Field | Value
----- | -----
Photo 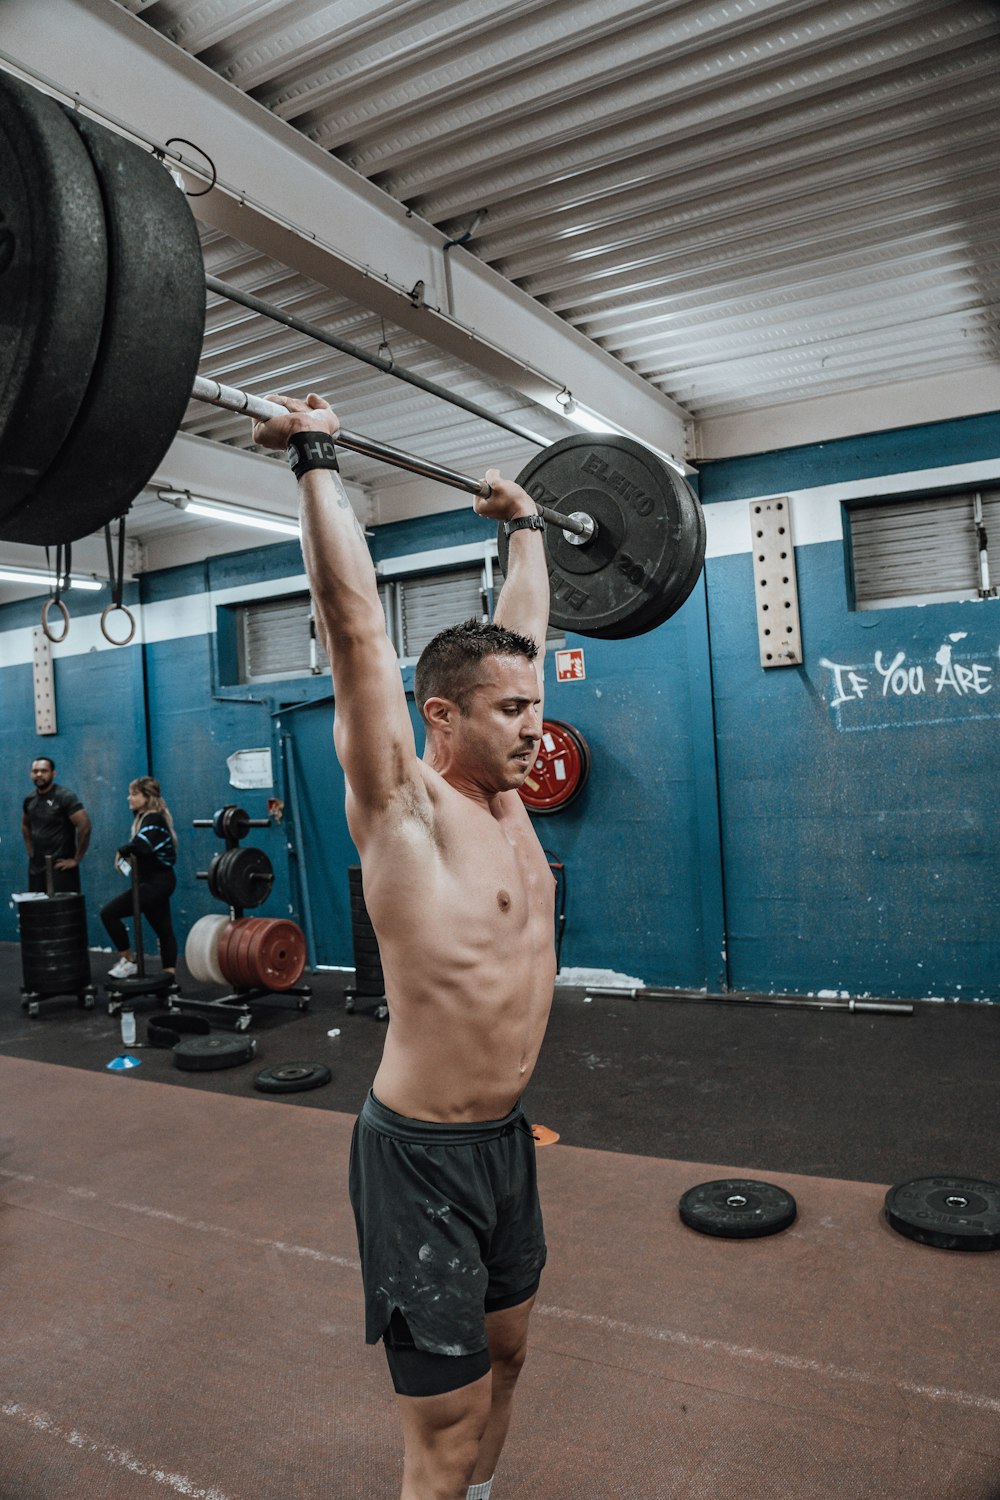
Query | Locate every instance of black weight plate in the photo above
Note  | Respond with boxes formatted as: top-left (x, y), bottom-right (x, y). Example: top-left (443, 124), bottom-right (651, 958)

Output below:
top-left (172, 1034), bottom-right (256, 1071)
top-left (105, 971), bottom-right (176, 999)
top-left (147, 1011), bottom-right (211, 1048)
top-left (502, 435), bottom-right (705, 640)
top-left (2, 109), bottom-right (206, 544)
top-left (222, 806), bottom-right (251, 843)
top-left (884, 1176), bottom-right (1000, 1252)
top-left (592, 480), bottom-right (707, 639)
top-left (253, 1062), bottom-right (332, 1094)
top-left (207, 850), bottom-right (226, 903)
top-left (216, 846), bottom-right (274, 909)
top-left (0, 73), bottom-right (107, 520)
top-left (679, 1179), bottom-right (797, 1240)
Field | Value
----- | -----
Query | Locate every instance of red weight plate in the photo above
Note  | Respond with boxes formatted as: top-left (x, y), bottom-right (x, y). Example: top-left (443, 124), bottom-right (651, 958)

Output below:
top-left (218, 917), bottom-right (253, 986)
top-left (518, 719), bottom-right (590, 814)
top-left (215, 919), bottom-right (239, 985)
top-left (248, 919), bottom-right (307, 992)
top-left (232, 918), bottom-right (261, 988)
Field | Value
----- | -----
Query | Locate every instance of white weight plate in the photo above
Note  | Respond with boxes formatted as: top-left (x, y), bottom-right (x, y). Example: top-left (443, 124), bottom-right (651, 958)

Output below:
top-left (184, 913), bottom-right (230, 985)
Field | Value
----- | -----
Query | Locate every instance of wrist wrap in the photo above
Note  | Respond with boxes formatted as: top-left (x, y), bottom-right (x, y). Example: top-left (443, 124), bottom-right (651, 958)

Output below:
top-left (286, 430), bottom-right (340, 480)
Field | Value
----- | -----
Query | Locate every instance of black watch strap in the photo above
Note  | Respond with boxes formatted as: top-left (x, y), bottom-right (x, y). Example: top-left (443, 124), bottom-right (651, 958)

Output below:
top-left (286, 430), bottom-right (340, 480)
top-left (502, 514), bottom-right (546, 536)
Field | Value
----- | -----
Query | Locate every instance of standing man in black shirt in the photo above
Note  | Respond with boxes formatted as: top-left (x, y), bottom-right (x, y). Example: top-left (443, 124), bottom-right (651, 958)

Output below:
top-left (21, 757), bottom-right (91, 894)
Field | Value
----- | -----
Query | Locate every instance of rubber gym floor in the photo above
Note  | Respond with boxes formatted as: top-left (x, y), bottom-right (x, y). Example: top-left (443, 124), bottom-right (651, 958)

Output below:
top-left (1, 947), bottom-right (998, 1500)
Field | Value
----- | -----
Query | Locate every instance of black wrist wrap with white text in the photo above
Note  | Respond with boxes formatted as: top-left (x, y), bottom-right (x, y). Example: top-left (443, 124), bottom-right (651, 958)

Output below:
top-left (286, 430), bottom-right (340, 480)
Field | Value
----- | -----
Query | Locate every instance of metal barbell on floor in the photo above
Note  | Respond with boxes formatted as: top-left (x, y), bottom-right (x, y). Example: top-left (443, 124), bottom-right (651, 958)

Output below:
top-left (0, 71), bottom-right (706, 641)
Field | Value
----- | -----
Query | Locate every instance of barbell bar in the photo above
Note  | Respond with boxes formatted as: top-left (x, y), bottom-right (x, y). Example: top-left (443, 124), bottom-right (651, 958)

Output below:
top-left (191, 376), bottom-right (595, 541)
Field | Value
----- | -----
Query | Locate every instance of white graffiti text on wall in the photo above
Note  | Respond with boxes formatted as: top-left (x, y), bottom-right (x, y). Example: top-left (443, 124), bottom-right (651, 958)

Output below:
top-left (819, 634), bottom-right (999, 727)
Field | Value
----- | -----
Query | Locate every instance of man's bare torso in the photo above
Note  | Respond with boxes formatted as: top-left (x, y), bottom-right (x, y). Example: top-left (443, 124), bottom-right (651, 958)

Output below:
top-left (349, 763), bottom-right (556, 1123)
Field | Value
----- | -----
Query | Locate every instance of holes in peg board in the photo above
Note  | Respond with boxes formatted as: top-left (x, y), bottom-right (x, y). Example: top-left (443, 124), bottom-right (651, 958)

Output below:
top-left (749, 498), bottom-right (802, 668)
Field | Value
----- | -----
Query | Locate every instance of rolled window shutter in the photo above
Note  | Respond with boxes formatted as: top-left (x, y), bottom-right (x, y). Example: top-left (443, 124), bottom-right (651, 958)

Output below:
top-left (241, 595), bottom-right (312, 679)
top-left (399, 569), bottom-right (485, 658)
top-left (850, 495), bottom-right (982, 607)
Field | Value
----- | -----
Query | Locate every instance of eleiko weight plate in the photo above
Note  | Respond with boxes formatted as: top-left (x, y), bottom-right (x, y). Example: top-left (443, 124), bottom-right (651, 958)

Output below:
top-left (679, 1179), bottom-right (798, 1239)
top-left (884, 1176), bottom-right (1000, 1251)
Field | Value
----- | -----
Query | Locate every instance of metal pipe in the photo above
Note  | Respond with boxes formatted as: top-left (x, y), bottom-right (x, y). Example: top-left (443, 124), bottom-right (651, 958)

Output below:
top-left (190, 375), bottom-right (595, 540)
top-left (280, 733), bottom-right (318, 973)
top-left (585, 985), bottom-right (914, 1016)
top-left (205, 274), bottom-right (547, 448)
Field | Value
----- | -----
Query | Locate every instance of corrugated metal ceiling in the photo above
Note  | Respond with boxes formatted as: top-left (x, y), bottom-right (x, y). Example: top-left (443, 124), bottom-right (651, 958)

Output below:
top-left (122, 0), bottom-right (1000, 441)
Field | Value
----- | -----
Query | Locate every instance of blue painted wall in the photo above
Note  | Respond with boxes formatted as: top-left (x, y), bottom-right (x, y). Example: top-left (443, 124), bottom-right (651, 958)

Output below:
top-left (1, 409), bottom-right (997, 1000)
top-left (699, 410), bottom-right (1000, 1001)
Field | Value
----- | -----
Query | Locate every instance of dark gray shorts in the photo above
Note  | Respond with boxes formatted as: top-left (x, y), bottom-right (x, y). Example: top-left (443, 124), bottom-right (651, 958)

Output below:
top-left (348, 1090), bottom-right (547, 1356)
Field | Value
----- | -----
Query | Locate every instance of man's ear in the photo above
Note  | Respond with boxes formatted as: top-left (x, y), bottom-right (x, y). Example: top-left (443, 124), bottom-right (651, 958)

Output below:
top-left (422, 696), bottom-right (455, 731)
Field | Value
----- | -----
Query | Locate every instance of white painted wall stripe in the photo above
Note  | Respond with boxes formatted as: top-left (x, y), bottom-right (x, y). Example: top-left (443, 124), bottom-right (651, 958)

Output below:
top-left (706, 456), bottom-right (1000, 558)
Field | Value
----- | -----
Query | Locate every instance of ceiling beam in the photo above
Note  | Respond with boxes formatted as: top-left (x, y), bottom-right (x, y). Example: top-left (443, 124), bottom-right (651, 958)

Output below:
top-left (692, 364), bottom-right (1000, 462)
top-left (0, 0), bottom-right (693, 468)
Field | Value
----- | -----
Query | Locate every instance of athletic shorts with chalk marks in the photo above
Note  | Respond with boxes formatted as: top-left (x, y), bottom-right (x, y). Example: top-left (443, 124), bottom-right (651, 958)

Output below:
top-left (348, 1090), bottom-right (547, 1356)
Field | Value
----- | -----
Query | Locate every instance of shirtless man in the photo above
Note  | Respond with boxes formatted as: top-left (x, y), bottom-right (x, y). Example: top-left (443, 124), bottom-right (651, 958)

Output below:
top-left (253, 394), bottom-right (556, 1500)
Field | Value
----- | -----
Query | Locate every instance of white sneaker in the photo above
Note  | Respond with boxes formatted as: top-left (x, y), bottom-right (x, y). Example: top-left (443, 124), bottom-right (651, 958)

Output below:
top-left (108, 958), bottom-right (137, 980)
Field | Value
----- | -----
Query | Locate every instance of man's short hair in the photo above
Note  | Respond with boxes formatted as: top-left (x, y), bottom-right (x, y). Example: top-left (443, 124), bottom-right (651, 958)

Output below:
top-left (414, 618), bottom-right (538, 722)
top-left (31, 756), bottom-right (55, 771)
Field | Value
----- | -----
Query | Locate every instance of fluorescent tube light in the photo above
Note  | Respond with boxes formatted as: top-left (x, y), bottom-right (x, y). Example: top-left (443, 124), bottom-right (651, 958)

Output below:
top-left (185, 500), bottom-right (300, 536)
top-left (160, 490), bottom-right (300, 537)
top-left (0, 568), bottom-right (102, 590)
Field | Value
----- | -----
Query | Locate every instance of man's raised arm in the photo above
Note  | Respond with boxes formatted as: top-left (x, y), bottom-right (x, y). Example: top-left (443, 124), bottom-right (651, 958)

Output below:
top-left (251, 394), bottom-right (415, 808)
top-left (475, 470), bottom-right (551, 670)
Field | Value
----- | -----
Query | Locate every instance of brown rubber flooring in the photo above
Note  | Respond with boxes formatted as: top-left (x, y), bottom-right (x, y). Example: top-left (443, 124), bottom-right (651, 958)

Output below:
top-left (1, 1054), bottom-right (997, 1500)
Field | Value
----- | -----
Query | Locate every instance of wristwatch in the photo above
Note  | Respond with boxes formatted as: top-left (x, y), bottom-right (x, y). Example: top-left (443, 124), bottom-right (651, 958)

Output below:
top-left (502, 515), bottom-right (546, 536)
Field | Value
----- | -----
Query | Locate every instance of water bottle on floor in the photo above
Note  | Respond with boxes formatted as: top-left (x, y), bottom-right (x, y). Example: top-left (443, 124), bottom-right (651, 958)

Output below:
top-left (121, 1007), bottom-right (136, 1048)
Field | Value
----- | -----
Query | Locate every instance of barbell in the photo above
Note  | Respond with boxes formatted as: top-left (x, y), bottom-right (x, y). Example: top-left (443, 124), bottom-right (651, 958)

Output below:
top-left (0, 72), bottom-right (705, 641)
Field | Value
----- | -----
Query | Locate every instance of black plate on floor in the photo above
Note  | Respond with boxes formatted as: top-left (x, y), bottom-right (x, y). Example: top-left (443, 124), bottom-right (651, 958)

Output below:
top-left (679, 1178), bottom-right (797, 1239)
top-left (173, 1035), bottom-right (257, 1071)
top-left (147, 1012), bottom-right (211, 1048)
top-left (253, 1062), bottom-right (332, 1094)
top-left (884, 1176), bottom-right (1000, 1251)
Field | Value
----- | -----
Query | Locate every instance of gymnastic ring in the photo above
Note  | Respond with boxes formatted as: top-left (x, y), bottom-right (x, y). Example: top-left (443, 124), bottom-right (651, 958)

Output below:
top-left (41, 597), bottom-right (70, 643)
top-left (100, 602), bottom-right (137, 646)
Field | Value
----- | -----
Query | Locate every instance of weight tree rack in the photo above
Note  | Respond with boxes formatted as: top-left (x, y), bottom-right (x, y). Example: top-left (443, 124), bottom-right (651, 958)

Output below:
top-left (169, 805), bottom-right (312, 1031)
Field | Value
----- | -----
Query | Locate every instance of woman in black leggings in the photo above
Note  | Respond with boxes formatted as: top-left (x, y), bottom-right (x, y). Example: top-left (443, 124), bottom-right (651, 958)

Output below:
top-left (101, 777), bottom-right (178, 982)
